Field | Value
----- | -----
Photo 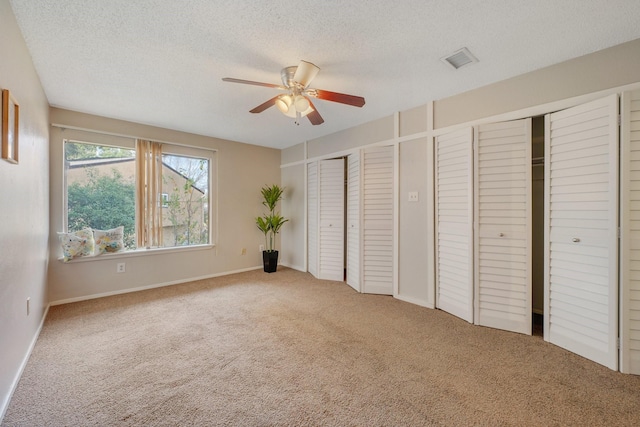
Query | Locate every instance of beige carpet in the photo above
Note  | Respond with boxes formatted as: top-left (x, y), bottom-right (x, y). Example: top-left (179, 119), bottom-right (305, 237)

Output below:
top-left (3, 268), bottom-right (640, 426)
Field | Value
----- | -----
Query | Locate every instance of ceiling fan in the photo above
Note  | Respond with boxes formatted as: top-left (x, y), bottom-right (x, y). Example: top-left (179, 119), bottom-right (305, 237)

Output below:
top-left (222, 60), bottom-right (365, 126)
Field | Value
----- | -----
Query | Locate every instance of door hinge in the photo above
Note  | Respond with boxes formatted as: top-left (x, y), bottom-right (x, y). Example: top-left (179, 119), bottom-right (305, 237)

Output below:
top-left (618, 114), bottom-right (622, 126)
top-left (618, 227), bottom-right (621, 239)
top-left (617, 337), bottom-right (620, 349)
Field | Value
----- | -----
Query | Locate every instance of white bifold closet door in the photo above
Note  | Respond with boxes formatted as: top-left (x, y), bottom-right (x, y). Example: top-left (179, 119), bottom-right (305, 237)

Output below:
top-left (544, 94), bottom-right (619, 370)
top-left (347, 152), bottom-right (361, 291)
top-left (307, 161), bottom-right (319, 278)
top-left (318, 159), bottom-right (345, 281)
top-left (474, 119), bottom-right (532, 335)
top-left (362, 146), bottom-right (394, 295)
top-left (620, 89), bottom-right (640, 374)
top-left (435, 128), bottom-right (474, 323)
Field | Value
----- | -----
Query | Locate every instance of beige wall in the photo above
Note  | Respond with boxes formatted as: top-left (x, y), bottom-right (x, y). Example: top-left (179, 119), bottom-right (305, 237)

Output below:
top-left (399, 105), bottom-right (428, 137)
top-left (281, 142), bottom-right (305, 165)
top-left (0, 0), bottom-right (50, 418)
top-left (307, 115), bottom-right (395, 159)
top-left (49, 108), bottom-right (281, 303)
top-left (398, 137), bottom-right (432, 306)
top-left (280, 163), bottom-right (306, 271)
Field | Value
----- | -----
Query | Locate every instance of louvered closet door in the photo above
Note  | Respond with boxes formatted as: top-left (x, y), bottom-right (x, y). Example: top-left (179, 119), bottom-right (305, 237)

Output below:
top-left (475, 119), bottom-right (532, 335)
top-left (545, 94), bottom-right (619, 370)
top-left (621, 89), bottom-right (640, 374)
top-left (436, 128), bottom-right (474, 323)
top-left (318, 159), bottom-right (345, 281)
top-left (347, 152), bottom-right (361, 291)
top-left (362, 146), bottom-right (394, 295)
top-left (307, 161), bottom-right (319, 278)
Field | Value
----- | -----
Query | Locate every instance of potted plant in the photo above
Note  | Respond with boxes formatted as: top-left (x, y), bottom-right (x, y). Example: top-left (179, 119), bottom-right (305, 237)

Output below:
top-left (256, 184), bottom-right (288, 273)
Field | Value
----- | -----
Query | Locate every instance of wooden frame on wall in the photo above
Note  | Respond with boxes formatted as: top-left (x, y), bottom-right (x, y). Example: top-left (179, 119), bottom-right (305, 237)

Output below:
top-left (2, 89), bottom-right (19, 164)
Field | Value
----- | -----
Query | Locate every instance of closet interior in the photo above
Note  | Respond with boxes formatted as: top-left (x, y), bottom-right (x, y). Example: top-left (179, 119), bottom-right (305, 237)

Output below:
top-left (531, 116), bottom-right (544, 335)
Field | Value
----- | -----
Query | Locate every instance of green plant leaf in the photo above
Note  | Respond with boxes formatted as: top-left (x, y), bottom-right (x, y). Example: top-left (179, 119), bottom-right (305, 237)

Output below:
top-left (256, 216), bottom-right (270, 234)
top-left (268, 213), bottom-right (289, 235)
top-left (260, 184), bottom-right (284, 212)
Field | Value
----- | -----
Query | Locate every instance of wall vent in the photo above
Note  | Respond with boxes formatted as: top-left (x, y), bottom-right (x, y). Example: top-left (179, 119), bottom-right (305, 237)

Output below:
top-left (441, 47), bottom-right (478, 70)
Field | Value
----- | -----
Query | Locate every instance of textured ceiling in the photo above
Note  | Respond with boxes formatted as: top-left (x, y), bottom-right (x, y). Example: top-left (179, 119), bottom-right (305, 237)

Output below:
top-left (9, 0), bottom-right (640, 149)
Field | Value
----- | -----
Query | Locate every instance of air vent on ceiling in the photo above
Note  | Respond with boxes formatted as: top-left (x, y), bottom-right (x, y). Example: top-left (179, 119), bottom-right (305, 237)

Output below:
top-left (441, 47), bottom-right (478, 70)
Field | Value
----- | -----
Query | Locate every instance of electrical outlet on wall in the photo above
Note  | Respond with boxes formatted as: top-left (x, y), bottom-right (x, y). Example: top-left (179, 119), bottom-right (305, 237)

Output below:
top-left (259, 244), bottom-right (265, 252)
top-left (117, 263), bottom-right (126, 273)
top-left (408, 191), bottom-right (419, 202)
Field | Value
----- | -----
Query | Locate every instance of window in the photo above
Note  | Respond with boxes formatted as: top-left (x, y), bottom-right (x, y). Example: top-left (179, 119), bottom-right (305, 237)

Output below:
top-left (64, 139), bottom-right (214, 253)
top-left (161, 152), bottom-right (209, 247)
top-left (65, 141), bottom-right (137, 248)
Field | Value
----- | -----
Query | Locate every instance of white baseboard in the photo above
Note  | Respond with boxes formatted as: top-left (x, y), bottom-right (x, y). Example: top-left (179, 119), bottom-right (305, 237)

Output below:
top-left (278, 262), bottom-right (306, 272)
top-left (394, 293), bottom-right (434, 309)
top-left (1, 304), bottom-right (50, 423)
top-left (49, 266), bottom-right (263, 306)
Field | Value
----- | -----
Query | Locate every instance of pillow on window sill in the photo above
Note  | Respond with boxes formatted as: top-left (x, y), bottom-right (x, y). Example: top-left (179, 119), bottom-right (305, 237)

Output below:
top-left (94, 226), bottom-right (125, 255)
top-left (57, 228), bottom-right (95, 262)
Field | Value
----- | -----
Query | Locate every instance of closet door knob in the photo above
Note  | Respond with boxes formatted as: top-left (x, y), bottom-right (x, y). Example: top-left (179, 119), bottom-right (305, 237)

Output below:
top-left (572, 237), bottom-right (580, 243)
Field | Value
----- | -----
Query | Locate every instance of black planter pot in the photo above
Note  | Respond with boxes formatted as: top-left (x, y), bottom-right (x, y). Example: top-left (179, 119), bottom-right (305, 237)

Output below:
top-left (262, 250), bottom-right (279, 273)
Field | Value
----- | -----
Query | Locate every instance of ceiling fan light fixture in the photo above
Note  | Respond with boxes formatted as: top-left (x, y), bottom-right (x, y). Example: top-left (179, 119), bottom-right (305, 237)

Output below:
top-left (282, 104), bottom-right (314, 119)
top-left (275, 95), bottom-right (292, 113)
top-left (293, 95), bottom-right (310, 112)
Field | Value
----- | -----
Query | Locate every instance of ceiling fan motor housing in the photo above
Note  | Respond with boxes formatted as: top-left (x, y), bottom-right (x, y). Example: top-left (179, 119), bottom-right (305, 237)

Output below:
top-left (281, 66), bottom-right (299, 89)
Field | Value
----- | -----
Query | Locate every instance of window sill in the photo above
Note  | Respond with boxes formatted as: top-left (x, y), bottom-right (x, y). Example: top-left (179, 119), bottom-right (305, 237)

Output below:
top-left (57, 244), bottom-right (215, 263)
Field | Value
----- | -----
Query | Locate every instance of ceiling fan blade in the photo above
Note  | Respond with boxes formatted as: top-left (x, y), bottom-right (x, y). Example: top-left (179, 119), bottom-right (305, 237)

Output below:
top-left (250, 96), bottom-right (280, 113)
top-left (306, 99), bottom-right (324, 125)
top-left (293, 60), bottom-right (320, 88)
top-left (222, 77), bottom-right (286, 90)
top-left (307, 89), bottom-right (365, 107)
